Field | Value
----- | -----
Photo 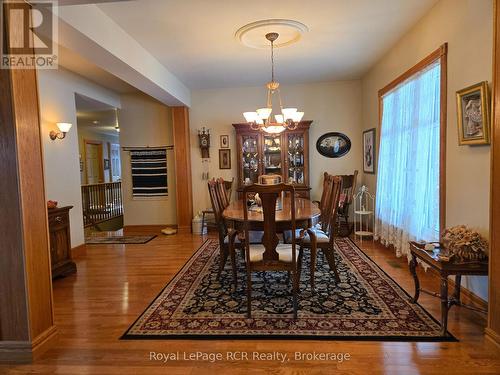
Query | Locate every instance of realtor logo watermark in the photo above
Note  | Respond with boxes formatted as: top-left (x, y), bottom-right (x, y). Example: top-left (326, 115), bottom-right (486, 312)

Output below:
top-left (1, 0), bottom-right (58, 69)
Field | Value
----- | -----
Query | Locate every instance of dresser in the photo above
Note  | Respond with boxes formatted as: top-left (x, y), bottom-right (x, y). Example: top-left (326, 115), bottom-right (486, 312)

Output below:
top-left (48, 206), bottom-right (77, 278)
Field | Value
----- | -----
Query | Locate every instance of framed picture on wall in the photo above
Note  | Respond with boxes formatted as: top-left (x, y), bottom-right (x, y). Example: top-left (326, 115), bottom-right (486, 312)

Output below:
top-left (315, 132), bottom-right (351, 158)
top-left (456, 81), bottom-right (490, 145)
top-left (220, 135), bottom-right (229, 148)
top-left (219, 149), bottom-right (231, 169)
top-left (363, 128), bottom-right (376, 174)
top-left (103, 159), bottom-right (110, 170)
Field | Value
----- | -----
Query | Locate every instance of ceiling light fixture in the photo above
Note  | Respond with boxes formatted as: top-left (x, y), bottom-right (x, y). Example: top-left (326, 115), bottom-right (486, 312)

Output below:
top-left (242, 32), bottom-right (304, 134)
top-left (114, 108), bottom-right (120, 133)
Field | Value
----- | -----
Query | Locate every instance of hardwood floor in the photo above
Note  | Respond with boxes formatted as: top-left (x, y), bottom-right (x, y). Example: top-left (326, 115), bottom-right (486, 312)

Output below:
top-left (2, 229), bottom-right (499, 374)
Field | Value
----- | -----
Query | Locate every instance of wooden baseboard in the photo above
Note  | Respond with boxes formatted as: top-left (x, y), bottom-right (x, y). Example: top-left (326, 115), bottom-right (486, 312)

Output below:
top-left (71, 243), bottom-right (86, 259)
top-left (485, 327), bottom-right (500, 348)
top-left (0, 325), bottom-right (57, 363)
top-left (447, 277), bottom-right (488, 311)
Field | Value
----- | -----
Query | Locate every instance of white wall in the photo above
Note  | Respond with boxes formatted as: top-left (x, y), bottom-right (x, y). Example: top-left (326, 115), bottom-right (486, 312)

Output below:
top-left (38, 68), bottom-right (121, 247)
top-left (118, 93), bottom-right (177, 226)
top-left (361, 0), bottom-right (492, 300)
top-left (189, 81), bottom-right (363, 216)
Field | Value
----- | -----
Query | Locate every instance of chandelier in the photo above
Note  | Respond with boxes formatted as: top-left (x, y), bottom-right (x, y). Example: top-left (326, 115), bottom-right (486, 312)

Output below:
top-left (242, 32), bottom-right (304, 134)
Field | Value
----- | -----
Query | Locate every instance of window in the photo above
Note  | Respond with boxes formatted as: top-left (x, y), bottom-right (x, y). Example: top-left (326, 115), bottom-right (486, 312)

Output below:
top-left (375, 45), bottom-right (447, 257)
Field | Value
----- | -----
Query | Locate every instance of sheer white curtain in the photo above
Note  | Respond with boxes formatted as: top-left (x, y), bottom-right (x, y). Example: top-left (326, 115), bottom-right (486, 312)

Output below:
top-left (375, 61), bottom-right (441, 258)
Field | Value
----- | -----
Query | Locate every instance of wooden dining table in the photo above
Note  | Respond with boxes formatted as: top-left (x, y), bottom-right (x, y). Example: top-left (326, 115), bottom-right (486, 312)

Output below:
top-left (222, 197), bottom-right (321, 231)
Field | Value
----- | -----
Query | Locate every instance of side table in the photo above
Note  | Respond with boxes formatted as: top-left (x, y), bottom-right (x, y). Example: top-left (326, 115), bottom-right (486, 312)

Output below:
top-left (408, 241), bottom-right (488, 336)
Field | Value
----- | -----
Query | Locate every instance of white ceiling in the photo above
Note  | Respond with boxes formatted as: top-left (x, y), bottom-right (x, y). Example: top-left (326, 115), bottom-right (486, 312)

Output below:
top-left (96, 0), bottom-right (439, 89)
top-left (75, 94), bottom-right (120, 137)
top-left (59, 45), bottom-right (138, 94)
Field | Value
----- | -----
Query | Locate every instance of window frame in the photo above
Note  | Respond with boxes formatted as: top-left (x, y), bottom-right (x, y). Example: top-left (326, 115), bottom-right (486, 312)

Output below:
top-left (377, 43), bottom-right (448, 233)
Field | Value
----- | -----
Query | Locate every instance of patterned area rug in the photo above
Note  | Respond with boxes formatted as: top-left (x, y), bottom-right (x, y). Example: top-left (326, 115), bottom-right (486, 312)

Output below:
top-left (85, 235), bottom-right (157, 244)
top-left (122, 238), bottom-right (455, 341)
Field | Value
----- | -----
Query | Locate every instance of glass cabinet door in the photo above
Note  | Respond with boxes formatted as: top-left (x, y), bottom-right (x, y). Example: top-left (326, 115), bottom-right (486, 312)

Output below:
top-left (286, 133), bottom-right (305, 185)
top-left (241, 134), bottom-right (260, 185)
top-left (262, 134), bottom-right (283, 178)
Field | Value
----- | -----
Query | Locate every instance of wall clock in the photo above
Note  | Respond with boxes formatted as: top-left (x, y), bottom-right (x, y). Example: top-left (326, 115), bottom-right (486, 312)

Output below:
top-left (316, 132), bottom-right (351, 158)
top-left (198, 127), bottom-right (210, 158)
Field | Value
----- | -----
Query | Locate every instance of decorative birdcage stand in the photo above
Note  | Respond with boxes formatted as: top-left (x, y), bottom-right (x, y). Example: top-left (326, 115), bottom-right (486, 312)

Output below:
top-left (354, 185), bottom-right (375, 243)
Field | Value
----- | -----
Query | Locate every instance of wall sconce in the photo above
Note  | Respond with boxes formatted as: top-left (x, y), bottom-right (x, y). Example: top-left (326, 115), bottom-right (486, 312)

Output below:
top-left (49, 122), bottom-right (72, 141)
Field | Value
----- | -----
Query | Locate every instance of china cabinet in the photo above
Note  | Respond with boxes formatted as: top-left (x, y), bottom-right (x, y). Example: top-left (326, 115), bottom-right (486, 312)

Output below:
top-left (233, 121), bottom-right (311, 197)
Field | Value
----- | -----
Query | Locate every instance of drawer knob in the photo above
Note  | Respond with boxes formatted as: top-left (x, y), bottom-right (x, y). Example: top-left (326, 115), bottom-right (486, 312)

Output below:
top-left (55, 216), bottom-right (63, 222)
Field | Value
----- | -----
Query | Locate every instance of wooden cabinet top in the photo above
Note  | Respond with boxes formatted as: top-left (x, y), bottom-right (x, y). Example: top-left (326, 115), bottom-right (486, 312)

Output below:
top-left (48, 206), bottom-right (73, 215)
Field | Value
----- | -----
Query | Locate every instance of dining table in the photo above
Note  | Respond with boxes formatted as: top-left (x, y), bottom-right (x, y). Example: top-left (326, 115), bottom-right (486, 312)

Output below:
top-left (222, 196), bottom-right (321, 231)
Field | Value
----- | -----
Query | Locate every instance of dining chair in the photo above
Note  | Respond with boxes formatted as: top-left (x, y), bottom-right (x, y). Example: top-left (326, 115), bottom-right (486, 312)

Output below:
top-left (207, 178), bottom-right (263, 288)
top-left (201, 177), bottom-right (234, 233)
top-left (300, 175), bottom-right (343, 289)
top-left (284, 172), bottom-right (334, 241)
top-left (236, 183), bottom-right (302, 319)
top-left (315, 172), bottom-right (336, 233)
top-left (337, 170), bottom-right (358, 236)
top-left (207, 179), bottom-right (241, 286)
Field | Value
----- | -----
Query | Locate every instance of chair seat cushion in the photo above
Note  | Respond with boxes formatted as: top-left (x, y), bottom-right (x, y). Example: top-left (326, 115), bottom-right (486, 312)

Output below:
top-left (248, 244), bottom-right (299, 263)
top-left (283, 228), bottom-right (329, 244)
top-left (224, 230), bottom-right (263, 244)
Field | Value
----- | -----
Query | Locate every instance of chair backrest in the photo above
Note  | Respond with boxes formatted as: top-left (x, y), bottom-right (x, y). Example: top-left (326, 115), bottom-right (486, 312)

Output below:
top-left (207, 178), bottom-right (227, 239)
top-left (258, 174), bottom-right (283, 185)
top-left (216, 177), bottom-right (230, 209)
top-left (223, 178), bottom-right (234, 203)
top-left (339, 170), bottom-right (358, 208)
top-left (325, 176), bottom-right (343, 241)
top-left (242, 183), bottom-right (296, 263)
top-left (318, 173), bottom-right (336, 233)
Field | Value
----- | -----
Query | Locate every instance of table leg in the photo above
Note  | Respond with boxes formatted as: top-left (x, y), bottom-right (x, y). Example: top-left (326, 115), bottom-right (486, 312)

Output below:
top-left (452, 274), bottom-right (462, 306)
top-left (440, 275), bottom-right (449, 336)
top-left (409, 254), bottom-right (420, 303)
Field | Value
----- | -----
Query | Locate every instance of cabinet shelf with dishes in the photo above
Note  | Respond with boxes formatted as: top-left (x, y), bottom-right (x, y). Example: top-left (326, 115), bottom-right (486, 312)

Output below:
top-left (233, 121), bottom-right (312, 198)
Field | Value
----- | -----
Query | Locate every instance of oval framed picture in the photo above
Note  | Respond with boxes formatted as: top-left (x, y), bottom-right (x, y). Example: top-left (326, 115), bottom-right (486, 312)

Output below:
top-left (316, 132), bottom-right (351, 158)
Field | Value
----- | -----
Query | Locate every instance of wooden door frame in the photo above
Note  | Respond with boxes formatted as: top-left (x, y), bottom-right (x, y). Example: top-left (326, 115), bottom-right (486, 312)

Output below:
top-left (83, 139), bottom-right (104, 184)
top-left (487, 0), bottom-right (500, 348)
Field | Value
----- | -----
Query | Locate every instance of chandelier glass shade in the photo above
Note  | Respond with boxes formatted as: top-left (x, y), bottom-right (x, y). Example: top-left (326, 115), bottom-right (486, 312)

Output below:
top-left (242, 32), bottom-right (304, 133)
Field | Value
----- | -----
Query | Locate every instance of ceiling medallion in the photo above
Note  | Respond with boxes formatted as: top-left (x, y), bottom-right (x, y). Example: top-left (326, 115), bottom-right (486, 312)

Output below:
top-left (235, 19), bottom-right (309, 49)
top-left (241, 31), bottom-right (305, 134)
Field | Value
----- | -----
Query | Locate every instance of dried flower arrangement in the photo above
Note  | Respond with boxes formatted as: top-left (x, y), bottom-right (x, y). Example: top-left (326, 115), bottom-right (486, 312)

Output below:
top-left (441, 225), bottom-right (488, 262)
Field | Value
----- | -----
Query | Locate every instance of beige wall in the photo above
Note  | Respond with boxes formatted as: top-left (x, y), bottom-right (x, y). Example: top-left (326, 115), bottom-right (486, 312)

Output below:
top-left (189, 81), bottom-right (363, 216)
top-left (77, 127), bottom-right (120, 184)
top-left (361, 0), bottom-right (492, 299)
top-left (38, 68), bottom-right (121, 247)
top-left (118, 93), bottom-right (177, 226)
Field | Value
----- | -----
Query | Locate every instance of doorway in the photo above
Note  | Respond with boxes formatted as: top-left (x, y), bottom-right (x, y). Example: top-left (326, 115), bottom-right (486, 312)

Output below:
top-left (75, 94), bottom-right (123, 235)
top-left (84, 140), bottom-right (104, 184)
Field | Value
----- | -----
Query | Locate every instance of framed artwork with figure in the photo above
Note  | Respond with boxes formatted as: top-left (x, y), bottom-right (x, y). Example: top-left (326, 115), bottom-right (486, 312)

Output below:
top-left (220, 135), bottom-right (229, 148)
top-left (363, 128), bottom-right (376, 174)
top-left (219, 149), bottom-right (231, 169)
top-left (456, 81), bottom-right (490, 145)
